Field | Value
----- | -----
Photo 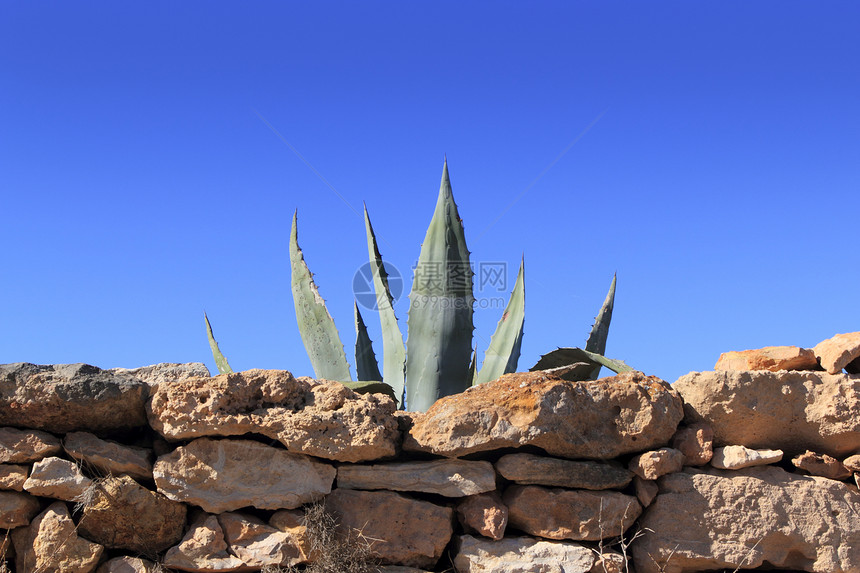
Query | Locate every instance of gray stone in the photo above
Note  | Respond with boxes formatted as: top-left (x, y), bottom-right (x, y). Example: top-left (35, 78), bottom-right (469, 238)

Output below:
top-left (337, 459), bottom-right (496, 497)
top-left (495, 453), bottom-right (633, 490)
top-left (454, 534), bottom-right (597, 573)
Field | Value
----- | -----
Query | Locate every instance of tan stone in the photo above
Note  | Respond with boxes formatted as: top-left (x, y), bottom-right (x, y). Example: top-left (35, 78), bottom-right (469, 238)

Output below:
top-left (0, 464), bottom-right (28, 491)
top-left (147, 369), bottom-right (399, 462)
top-left (632, 466), bottom-right (860, 573)
top-left (405, 371), bottom-right (683, 460)
top-left (154, 438), bottom-right (335, 513)
top-left (634, 477), bottom-right (659, 508)
top-left (64, 431), bottom-right (153, 481)
top-left (843, 454), bottom-right (860, 472)
top-left (12, 502), bottom-right (104, 573)
top-left (715, 346), bottom-right (818, 371)
top-left (77, 474), bottom-right (187, 554)
top-left (454, 534), bottom-right (597, 573)
top-left (814, 332), bottom-right (860, 374)
top-left (380, 568), bottom-right (434, 573)
top-left (0, 363), bottom-right (149, 434)
top-left (0, 427), bottom-right (61, 463)
top-left (218, 511), bottom-right (306, 568)
top-left (792, 450), bottom-right (852, 480)
top-left (711, 445), bottom-right (783, 470)
top-left (504, 485), bottom-right (641, 541)
top-left (456, 492), bottom-right (508, 540)
top-left (337, 459), bottom-right (496, 497)
top-left (0, 490), bottom-right (41, 528)
top-left (109, 362), bottom-right (210, 392)
top-left (590, 552), bottom-right (626, 573)
top-left (269, 509), bottom-right (311, 561)
top-left (674, 370), bottom-right (860, 457)
top-left (495, 453), bottom-right (633, 490)
top-left (325, 488), bottom-right (453, 568)
top-left (23, 456), bottom-right (92, 501)
top-left (96, 557), bottom-right (161, 573)
top-left (671, 422), bottom-right (714, 465)
top-left (629, 448), bottom-right (685, 480)
top-left (163, 513), bottom-right (246, 572)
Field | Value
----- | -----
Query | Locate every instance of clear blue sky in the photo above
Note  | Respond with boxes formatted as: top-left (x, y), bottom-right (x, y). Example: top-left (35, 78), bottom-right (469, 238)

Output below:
top-left (2, 2), bottom-right (858, 385)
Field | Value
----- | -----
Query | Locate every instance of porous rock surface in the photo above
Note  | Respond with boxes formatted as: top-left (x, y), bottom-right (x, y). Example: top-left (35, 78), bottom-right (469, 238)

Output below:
top-left (162, 513), bottom-right (246, 572)
top-left (711, 445), bottom-right (783, 470)
top-left (632, 466), bottom-right (860, 573)
top-left (0, 490), bottom-right (41, 528)
top-left (453, 534), bottom-right (600, 573)
top-left (96, 557), bottom-right (162, 573)
top-left (147, 369), bottom-right (399, 462)
top-left (628, 447), bottom-right (685, 480)
top-left (456, 492), bottom-right (508, 540)
top-left (674, 369), bottom-right (860, 456)
top-left (336, 459), bottom-right (496, 497)
top-left (714, 345), bottom-right (819, 371)
top-left (12, 502), bottom-right (104, 573)
top-left (0, 427), bottom-right (62, 463)
top-left (153, 437), bottom-right (335, 513)
top-left (813, 331), bottom-right (860, 374)
top-left (495, 453), bottom-right (633, 490)
top-left (23, 456), bottom-right (92, 501)
top-left (78, 474), bottom-right (187, 554)
top-left (405, 371), bottom-right (684, 459)
top-left (670, 422), bottom-right (714, 465)
top-left (325, 488), bottom-right (454, 569)
top-left (218, 511), bottom-right (307, 568)
top-left (0, 363), bottom-right (149, 434)
top-left (0, 464), bottom-right (28, 491)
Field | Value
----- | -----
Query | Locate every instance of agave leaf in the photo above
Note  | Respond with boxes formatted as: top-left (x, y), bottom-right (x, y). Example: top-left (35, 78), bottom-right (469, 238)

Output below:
top-left (364, 206), bottom-right (406, 405)
top-left (584, 273), bottom-right (616, 380)
top-left (289, 211), bottom-right (352, 382)
top-left (405, 159), bottom-right (474, 411)
top-left (468, 345), bottom-right (478, 386)
top-left (474, 257), bottom-right (525, 385)
top-left (530, 346), bottom-right (634, 381)
top-left (204, 312), bottom-right (233, 374)
top-left (354, 302), bottom-right (382, 382)
top-left (341, 380), bottom-right (397, 403)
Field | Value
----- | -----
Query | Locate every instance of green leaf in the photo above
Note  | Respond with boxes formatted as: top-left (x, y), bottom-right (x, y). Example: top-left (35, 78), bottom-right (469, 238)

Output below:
top-left (405, 159), bottom-right (474, 411)
top-left (364, 206), bottom-right (406, 405)
top-left (530, 346), bottom-right (634, 381)
top-left (468, 345), bottom-right (478, 386)
top-left (584, 273), bottom-right (616, 380)
top-left (474, 257), bottom-right (525, 385)
top-left (341, 380), bottom-right (397, 403)
top-left (354, 302), bottom-right (382, 383)
top-left (289, 211), bottom-right (352, 381)
top-left (204, 312), bottom-right (233, 374)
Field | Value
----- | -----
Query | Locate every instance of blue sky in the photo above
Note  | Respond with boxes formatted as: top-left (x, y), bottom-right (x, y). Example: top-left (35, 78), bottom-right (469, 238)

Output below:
top-left (2, 2), bottom-right (858, 385)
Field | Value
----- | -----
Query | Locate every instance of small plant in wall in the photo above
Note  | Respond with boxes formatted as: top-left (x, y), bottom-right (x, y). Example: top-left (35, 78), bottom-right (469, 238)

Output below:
top-left (205, 159), bottom-right (631, 411)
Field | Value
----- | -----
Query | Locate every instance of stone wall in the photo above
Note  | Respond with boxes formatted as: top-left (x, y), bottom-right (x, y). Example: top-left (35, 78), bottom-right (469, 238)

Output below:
top-left (1, 332), bottom-right (859, 573)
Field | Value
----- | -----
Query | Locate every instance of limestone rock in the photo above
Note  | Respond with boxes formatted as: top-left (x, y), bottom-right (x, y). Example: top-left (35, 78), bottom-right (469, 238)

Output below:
top-left (219, 511), bottom-right (306, 568)
top-left (380, 568), bottom-right (434, 573)
top-left (0, 363), bottom-right (149, 434)
top-left (632, 466), bottom-right (860, 573)
top-left (78, 474), bottom-right (187, 554)
top-left (64, 431), bottom-right (153, 481)
top-left (711, 445), bottom-right (783, 469)
top-left (495, 453), bottom-right (633, 490)
top-left (23, 456), bottom-right (92, 501)
top-left (0, 427), bottom-right (61, 463)
top-left (814, 332), bottom-right (860, 374)
top-left (154, 438), bottom-right (335, 513)
top-left (147, 369), bottom-right (399, 462)
top-left (454, 534), bottom-right (597, 573)
top-left (843, 454), bottom-right (860, 472)
top-left (163, 513), bottom-right (246, 572)
top-left (715, 346), bottom-right (818, 371)
top-left (96, 557), bottom-right (161, 573)
top-left (629, 448), bottom-right (685, 480)
top-left (456, 492), bottom-right (508, 540)
top-left (109, 362), bottom-right (210, 392)
top-left (634, 477), bottom-right (659, 508)
top-left (674, 369), bottom-right (860, 457)
top-left (0, 464), bottom-right (28, 491)
top-left (792, 450), bottom-right (852, 480)
top-left (12, 502), bottom-right (104, 573)
top-left (337, 459), bottom-right (496, 497)
top-left (670, 422), bottom-right (714, 465)
top-left (269, 509), bottom-right (312, 561)
top-left (504, 485), bottom-right (641, 541)
top-left (325, 488), bottom-right (453, 568)
top-left (0, 490), bottom-right (41, 528)
top-left (405, 371), bottom-right (683, 460)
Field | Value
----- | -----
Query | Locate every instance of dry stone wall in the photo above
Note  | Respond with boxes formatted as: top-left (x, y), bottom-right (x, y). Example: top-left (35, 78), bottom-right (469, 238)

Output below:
top-left (1, 331), bottom-right (859, 573)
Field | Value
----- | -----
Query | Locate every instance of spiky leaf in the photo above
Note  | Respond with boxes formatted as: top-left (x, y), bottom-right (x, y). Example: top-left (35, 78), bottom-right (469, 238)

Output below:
top-left (405, 159), bottom-right (474, 411)
top-left (289, 211), bottom-right (352, 381)
top-left (354, 302), bottom-right (382, 382)
top-left (364, 206), bottom-right (406, 405)
top-left (530, 347), bottom-right (634, 381)
top-left (474, 257), bottom-right (525, 385)
top-left (204, 312), bottom-right (233, 374)
top-left (584, 273), bottom-right (616, 380)
top-left (468, 346), bottom-right (478, 386)
top-left (341, 380), bottom-right (397, 404)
